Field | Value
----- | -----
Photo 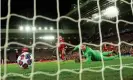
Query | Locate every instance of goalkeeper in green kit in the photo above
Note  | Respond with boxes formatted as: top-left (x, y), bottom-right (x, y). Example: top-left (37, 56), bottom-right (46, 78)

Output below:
top-left (73, 44), bottom-right (118, 63)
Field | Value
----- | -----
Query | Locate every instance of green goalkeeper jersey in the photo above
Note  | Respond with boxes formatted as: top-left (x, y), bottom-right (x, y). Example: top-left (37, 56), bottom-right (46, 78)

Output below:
top-left (73, 45), bottom-right (118, 63)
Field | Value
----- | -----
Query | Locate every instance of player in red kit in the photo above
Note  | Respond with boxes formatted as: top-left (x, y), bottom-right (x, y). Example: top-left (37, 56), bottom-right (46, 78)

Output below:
top-left (103, 44), bottom-right (113, 56)
top-left (103, 44), bottom-right (108, 52)
top-left (22, 48), bottom-right (29, 53)
top-left (109, 43), bottom-right (117, 56)
top-left (58, 36), bottom-right (66, 61)
top-left (20, 48), bottom-right (30, 61)
top-left (109, 43), bottom-right (114, 51)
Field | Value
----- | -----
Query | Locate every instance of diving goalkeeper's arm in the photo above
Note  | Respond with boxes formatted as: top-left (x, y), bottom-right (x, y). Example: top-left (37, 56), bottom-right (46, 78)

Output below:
top-left (72, 45), bottom-right (92, 63)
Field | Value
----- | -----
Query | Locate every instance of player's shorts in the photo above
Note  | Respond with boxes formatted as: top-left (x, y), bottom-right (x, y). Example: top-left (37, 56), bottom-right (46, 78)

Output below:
top-left (58, 45), bottom-right (65, 52)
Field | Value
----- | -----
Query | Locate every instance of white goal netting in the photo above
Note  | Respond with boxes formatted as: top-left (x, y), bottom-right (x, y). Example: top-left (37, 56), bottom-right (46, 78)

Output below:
top-left (0, 0), bottom-right (133, 80)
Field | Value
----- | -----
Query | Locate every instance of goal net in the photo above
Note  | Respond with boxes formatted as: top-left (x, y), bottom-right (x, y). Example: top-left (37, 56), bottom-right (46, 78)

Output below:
top-left (0, 0), bottom-right (133, 80)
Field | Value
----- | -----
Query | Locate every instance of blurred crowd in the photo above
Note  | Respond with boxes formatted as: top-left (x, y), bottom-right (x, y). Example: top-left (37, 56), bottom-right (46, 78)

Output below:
top-left (34, 54), bottom-right (77, 62)
top-left (120, 44), bottom-right (133, 56)
top-left (102, 43), bottom-right (133, 56)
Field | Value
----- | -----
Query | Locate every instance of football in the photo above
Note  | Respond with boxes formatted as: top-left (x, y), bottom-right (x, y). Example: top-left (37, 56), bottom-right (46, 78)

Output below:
top-left (17, 52), bottom-right (33, 69)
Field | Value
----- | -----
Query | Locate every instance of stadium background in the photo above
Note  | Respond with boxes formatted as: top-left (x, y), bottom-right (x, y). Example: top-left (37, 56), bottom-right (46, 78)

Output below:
top-left (1, 0), bottom-right (133, 80)
top-left (1, 0), bottom-right (133, 63)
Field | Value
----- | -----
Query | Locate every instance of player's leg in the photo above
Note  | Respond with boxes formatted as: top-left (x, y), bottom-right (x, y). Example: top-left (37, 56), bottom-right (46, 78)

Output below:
top-left (58, 47), bottom-right (62, 60)
top-left (102, 51), bottom-right (113, 56)
top-left (103, 55), bottom-right (118, 61)
top-left (61, 48), bottom-right (65, 60)
top-left (59, 47), bottom-right (66, 61)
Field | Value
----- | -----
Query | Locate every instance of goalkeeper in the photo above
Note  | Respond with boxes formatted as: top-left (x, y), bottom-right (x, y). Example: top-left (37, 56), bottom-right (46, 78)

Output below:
top-left (73, 44), bottom-right (118, 63)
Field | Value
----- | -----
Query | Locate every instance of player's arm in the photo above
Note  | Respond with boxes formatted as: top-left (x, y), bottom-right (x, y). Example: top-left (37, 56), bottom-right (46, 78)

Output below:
top-left (73, 45), bottom-right (80, 51)
top-left (83, 52), bottom-right (92, 63)
top-left (71, 45), bottom-right (80, 54)
top-left (86, 56), bottom-right (92, 63)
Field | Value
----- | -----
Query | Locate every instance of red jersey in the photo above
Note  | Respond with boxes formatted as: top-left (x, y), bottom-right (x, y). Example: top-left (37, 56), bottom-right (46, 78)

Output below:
top-left (58, 36), bottom-right (65, 52)
top-left (103, 44), bottom-right (108, 52)
top-left (109, 45), bottom-right (114, 51)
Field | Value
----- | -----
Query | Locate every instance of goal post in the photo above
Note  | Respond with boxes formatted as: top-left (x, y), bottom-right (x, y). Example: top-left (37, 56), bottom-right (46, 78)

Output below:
top-left (0, 0), bottom-right (133, 80)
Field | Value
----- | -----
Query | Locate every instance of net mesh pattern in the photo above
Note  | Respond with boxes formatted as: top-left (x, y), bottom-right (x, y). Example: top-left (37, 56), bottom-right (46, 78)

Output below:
top-left (0, 0), bottom-right (133, 80)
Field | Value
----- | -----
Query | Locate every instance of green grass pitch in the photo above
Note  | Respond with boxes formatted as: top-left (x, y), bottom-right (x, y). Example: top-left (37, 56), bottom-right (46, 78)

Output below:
top-left (1, 56), bottom-right (133, 80)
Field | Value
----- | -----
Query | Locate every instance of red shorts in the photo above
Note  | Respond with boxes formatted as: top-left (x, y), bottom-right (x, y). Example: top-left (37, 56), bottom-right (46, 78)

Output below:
top-left (58, 46), bottom-right (64, 52)
top-left (58, 44), bottom-right (65, 52)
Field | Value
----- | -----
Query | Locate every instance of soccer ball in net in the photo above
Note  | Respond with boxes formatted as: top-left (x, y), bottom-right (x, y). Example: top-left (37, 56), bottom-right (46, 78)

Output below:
top-left (17, 52), bottom-right (33, 69)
